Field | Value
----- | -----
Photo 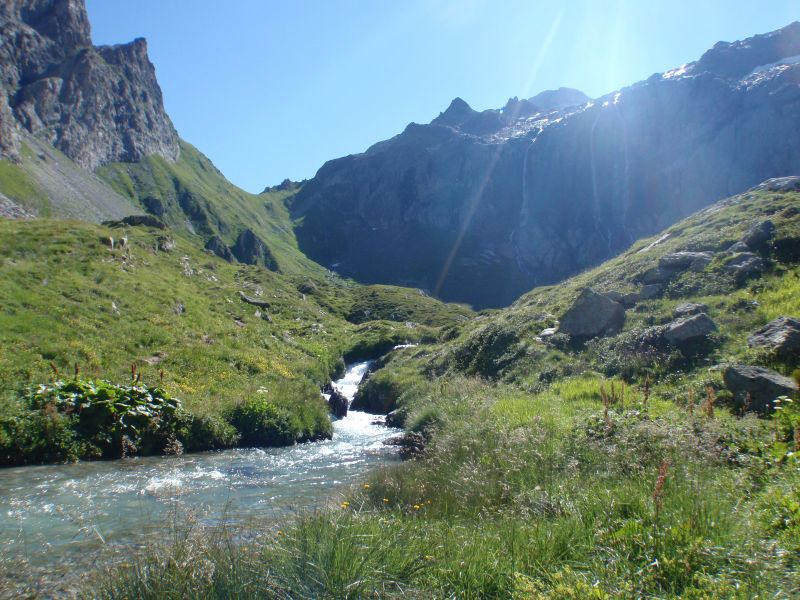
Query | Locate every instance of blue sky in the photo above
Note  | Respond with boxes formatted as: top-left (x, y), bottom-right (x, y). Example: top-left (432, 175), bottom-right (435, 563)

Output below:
top-left (86, 1), bottom-right (799, 193)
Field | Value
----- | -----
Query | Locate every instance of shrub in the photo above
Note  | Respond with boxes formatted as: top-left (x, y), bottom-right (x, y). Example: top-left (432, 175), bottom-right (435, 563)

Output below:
top-left (0, 379), bottom-right (197, 464)
top-left (226, 380), bottom-right (332, 447)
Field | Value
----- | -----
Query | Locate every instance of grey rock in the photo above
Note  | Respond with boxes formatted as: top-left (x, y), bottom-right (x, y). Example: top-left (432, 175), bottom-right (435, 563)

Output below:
top-left (621, 284), bottom-right (662, 307)
top-left (558, 288), bottom-right (625, 339)
top-left (742, 220), bottom-right (775, 249)
top-left (758, 176), bottom-right (800, 192)
top-left (724, 252), bottom-right (764, 283)
top-left (673, 302), bottom-right (709, 318)
top-left (204, 236), bottom-right (234, 262)
top-left (232, 229), bottom-right (279, 271)
top-left (747, 316), bottom-right (800, 358)
top-left (239, 291), bottom-right (270, 309)
top-left (662, 313), bottom-right (717, 345)
top-left (0, 1), bottom-right (179, 169)
top-left (385, 408), bottom-right (406, 428)
top-left (0, 191), bottom-right (35, 219)
top-left (659, 251), bottom-right (714, 271)
top-left (641, 266), bottom-right (679, 285)
top-left (327, 388), bottom-right (349, 419)
top-left (726, 241), bottom-right (750, 253)
top-left (104, 214), bottom-right (166, 229)
top-left (157, 235), bottom-right (176, 252)
top-left (722, 364), bottom-right (798, 413)
top-left (385, 432), bottom-right (426, 460)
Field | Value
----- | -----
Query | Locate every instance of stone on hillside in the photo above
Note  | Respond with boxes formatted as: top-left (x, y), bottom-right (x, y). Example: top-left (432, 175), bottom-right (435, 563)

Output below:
top-left (722, 364), bottom-right (798, 413)
top-left (662, 313), bottom-right (717, 345)
top-left (724, 252), bottom-right (764, 283)
top-left (104, 214), bottom-right (166, 229)
top-left (742, 220), bottom-right (776, 249)
top-left (232, 229), bottom-right (279, 271)
top-left (621, 284), bottom-right (662, 307)
top-left (328, 388), bottom-right (349, 419)
top-left (748, 316), bottom-right (800, 358)
top-left (642, 266), bottom-right (678, 284)
top-left (157, 235), bottom-right (176, 252)
top-left (673, 302), bottom-right (709, 318)
top-left (239, 291), bottom-right (270, 309)
top-left (558, 288), bottom-right (625, 339)
top-left (759, 176), bottom-right (800, 192)
top-left (726, 241), bottom-right (750, 253)
top-left (204, 235), bottom-right (234, 262)
top-left (385, 408), bottom-right (406, 428)
top-left (659, 251), bottom-right (714, 272)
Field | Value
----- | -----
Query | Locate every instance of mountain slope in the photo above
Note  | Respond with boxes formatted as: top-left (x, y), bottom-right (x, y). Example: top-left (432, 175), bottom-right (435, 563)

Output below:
top-left (292, 22), bottom-right (800, 309)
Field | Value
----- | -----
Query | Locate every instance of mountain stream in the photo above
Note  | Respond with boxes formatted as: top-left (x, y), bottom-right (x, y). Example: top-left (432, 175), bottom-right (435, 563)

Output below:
top-left (0, 361), bottom-right (397, 593)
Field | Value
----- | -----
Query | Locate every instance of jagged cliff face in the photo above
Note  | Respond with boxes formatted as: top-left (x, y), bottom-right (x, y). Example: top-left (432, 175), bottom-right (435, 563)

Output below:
top-left (0, 0), bottom-right (179, 169)
top-left (292, 23), bottom-right (800, 309)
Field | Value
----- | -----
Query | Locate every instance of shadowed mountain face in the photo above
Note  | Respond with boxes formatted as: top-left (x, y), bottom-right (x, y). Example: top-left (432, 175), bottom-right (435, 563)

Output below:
top-left (0, 0), bottom-right (179, 169)
top-left (291, 23), bottom-right (800, 309)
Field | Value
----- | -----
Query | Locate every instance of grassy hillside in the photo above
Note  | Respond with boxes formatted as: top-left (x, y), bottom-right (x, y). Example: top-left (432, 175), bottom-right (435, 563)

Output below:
top-left (97, 141), bottom-right (323, 275)
top-left (0, 218), bottom-right (471, 463)
top-left (96, 184), bottom-right (800, 598)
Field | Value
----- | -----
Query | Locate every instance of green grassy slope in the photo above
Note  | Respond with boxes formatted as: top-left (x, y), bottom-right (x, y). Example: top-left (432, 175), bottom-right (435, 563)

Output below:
top-left (97, 141), bottom-right (323, 275)
top-left (0, 217), bottom-right (471, 464)
top-left (97, 184), bottom-right (800, 598)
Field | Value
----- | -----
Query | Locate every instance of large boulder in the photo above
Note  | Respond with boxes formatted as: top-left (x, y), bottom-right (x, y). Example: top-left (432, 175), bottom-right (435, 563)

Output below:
top-left (723, 252), bottom-right (764, 284)
top-left (658, 251), bottom-right (714, 272)
top-left (722, 364), bottom-right (798, 413)
top-left (673, 302), bottom-right (709, 318)
top-left (558, 288), bottom-right (625, 339)
top-left (748, 316), bottom-right (800, 359)
top-left (662, 313), bottom-right (717, 345)
top-left (742, 220), bottom-right (776, 250)
top-left (327, 388), bottom-right (349, 419)
top-left (232, 229), bottom-right (279, 271)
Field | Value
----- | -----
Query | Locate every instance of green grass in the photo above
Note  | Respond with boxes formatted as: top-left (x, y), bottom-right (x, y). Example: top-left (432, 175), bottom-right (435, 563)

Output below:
top-left (0, 218), bottom-right (469, 464)
top-left (0, 157), bottom-right (49, 215)
top-left (97, 141), bottom-right (323, 276)
top-left (94, 372), bottom-right (799, 598)
top-left (88, 185), bottom-right (800, 598)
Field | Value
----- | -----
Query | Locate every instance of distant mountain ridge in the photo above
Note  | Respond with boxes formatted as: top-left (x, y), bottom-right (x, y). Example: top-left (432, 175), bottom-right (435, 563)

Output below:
top-left (291, 22), bottom-right (800, 308)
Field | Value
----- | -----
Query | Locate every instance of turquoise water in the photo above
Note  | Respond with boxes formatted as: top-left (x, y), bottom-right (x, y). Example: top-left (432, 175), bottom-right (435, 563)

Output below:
top-left (0, 362), bottom-right (398, 595)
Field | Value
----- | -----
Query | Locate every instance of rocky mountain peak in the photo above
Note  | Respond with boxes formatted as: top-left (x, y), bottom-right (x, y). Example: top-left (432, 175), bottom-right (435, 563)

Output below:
top-left (676, 21), bottom-right (800, 80)
top-left (527, 87), bottom-right (589, 111)
top-left (431, 97), bottom-right (475, 127)
top-left (9, 0), bottom-right (92, 50)
top-left (0, 0), bottom-right (179, 169)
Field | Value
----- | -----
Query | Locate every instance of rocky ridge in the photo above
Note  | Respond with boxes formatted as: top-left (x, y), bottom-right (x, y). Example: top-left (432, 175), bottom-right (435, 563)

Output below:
top-left (0, 0), bottom-right (179, 169)
top-left (292, 22), bottom-right (800, 309)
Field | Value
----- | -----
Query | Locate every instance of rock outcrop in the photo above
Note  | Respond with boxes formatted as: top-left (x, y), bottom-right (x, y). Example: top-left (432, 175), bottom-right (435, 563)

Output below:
top-left (748, 316), bottom-right (800, 358)
top-left (291, 23), bottom-right (800, 308)
top-left (661, 313), bottom-right (717, 345)
top-left (205, 236), bottom-right (234, 262)
top-left (232, 229), bottom-right (279, 271)
top-left (0, 0), bottom-right (179, 169)
top-left (558, 288), bottom-right (625, 339)
top-left (722, 364), bottom-right (798, 413)
top-left (327, 388), bottom-right (349, 419)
